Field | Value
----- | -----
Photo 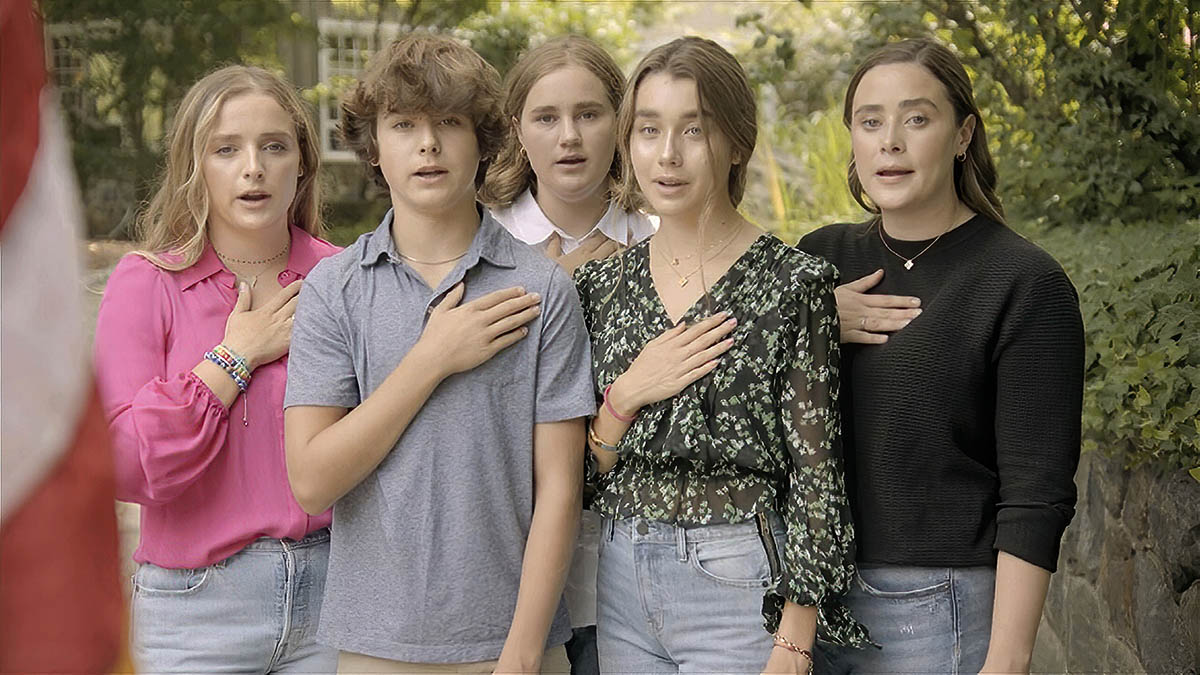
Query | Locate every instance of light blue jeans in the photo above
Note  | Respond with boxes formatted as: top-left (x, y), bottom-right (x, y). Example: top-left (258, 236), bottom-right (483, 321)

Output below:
top-left (596, 515), bottom-right (785, 674)
top-left (132, 528), bottom-right (336, 673)
top-left (814, 565), bottom-right (996, 675)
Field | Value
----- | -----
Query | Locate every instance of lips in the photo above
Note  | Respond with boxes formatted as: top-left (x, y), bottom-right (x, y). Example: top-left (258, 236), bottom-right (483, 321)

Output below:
top-left (655, 176), bottom-right (688, 187)
top-left (876, 168), bottom-right (913, 177)
top-left (414, 166), bottom-right (447, 177)
top-left (556, 155), bottom-right (586, 166)
top-left (238, 191), bottom-right (270, 202)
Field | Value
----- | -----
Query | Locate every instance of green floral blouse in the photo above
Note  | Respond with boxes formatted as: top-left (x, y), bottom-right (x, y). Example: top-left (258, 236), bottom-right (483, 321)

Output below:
top-left (574, 234), bottom-right (870, 647)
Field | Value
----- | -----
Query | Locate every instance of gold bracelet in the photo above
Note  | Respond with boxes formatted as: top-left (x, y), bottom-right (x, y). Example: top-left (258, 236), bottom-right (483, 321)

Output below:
top-left (771, 633), bottom-right (813, 674)
top-left (587, 422), bottom-right (619, 453)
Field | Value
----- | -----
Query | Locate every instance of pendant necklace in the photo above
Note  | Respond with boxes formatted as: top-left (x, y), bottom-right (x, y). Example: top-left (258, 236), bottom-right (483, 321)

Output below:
top-left (214, 240), bottom-right (290, 288)
top-left (878, 219), bottom-right (954, 270)
top-left (654, 223), bottom-right (744, 287)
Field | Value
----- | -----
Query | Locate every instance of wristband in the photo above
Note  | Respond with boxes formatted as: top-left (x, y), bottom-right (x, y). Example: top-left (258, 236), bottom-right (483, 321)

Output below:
top-left (587, 422), bottom-right (619, 453)
top-left (603, 383), bottom-right (636, 423)
top-left (771, 632), bottom-right (813, 674)
top-left (205, 343), bottom-right (252, 392)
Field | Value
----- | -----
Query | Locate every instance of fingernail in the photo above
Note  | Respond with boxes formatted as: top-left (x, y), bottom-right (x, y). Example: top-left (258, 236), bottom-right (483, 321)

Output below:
top-left (517, 287), bottom-right (525, 294)
top-left (530, 292), bottom-right (541, 301)
top-left (720, 311), bottom-right (731, 318)
top-left (911, 298), bottom-right (920, 306)
top-left (724, 338), bottom-right (734, 345)
top-left (914, 308), bottom-right (923, 315)
top-left (726, 318), bottom-right (737, 325)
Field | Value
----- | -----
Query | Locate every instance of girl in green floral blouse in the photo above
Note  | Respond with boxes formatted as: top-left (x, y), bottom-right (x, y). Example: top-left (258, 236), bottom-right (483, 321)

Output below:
top-left (575, 37), bottom-right (869, 674)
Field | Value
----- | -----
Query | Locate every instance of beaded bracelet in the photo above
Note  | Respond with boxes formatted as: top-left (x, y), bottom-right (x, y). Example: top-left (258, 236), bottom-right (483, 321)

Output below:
top-left (205, 343), bottom-right (251, 392)
top-left (602, 383), bottom-right (636, 423)
top-left (771, 632), bottom-right (813, 674)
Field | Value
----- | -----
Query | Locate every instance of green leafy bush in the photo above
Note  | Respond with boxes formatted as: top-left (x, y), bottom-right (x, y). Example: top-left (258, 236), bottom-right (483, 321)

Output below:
top-left (1033, 221), bottom-right (1200, 472)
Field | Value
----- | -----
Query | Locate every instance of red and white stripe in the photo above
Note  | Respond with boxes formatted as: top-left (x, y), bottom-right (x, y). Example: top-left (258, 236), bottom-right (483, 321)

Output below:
top-left (1, 1), bottom-right (124, 670)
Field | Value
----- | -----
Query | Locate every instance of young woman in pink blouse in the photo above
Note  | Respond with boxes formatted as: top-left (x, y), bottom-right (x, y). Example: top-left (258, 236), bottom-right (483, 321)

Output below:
top-left (93, 66), bottom-right (340, 672)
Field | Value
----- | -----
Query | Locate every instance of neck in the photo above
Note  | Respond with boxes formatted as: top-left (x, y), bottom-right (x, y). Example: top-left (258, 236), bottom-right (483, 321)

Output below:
top-left (207, 221), bottom-right (290, 262)
top-left (533, 183), bottom-right (609, 240)
top-left (657, 200), bottom-right (743, 256)
top-left (390, 197), bottom-right (481, 260)
top-left (880, 197), bottom-right (973, 241)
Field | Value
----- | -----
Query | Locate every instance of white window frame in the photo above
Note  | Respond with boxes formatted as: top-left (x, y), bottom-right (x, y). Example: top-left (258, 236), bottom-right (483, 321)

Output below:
top-left (317, 17), bottom-right (400, 162)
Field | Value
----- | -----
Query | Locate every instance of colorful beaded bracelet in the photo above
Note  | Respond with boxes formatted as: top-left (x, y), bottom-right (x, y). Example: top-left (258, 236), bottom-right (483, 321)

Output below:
top-left (205, 343), bottom-right (251, 392)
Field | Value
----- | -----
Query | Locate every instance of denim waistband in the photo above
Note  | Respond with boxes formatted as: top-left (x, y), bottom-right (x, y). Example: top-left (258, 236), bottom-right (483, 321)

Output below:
top-left (605, 513), bottom-right (784, 544)
top-left (240, 527), bottom-right (330, 552)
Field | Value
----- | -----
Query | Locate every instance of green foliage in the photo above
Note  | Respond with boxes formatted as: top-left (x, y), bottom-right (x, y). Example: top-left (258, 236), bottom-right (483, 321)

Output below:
top-left (41, 0), bottom-right (309, 236)
top-left (454, 1), bottom-right (651, 75)
top-left (739, 0), bottom-right (1200, 230)
top-left (1034, 221), bottom-right (1200, 472)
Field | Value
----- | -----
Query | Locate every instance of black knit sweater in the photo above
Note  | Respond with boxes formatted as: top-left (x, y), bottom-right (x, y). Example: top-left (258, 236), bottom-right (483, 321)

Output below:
top-left (798, 215), bottom-right (1083, 572)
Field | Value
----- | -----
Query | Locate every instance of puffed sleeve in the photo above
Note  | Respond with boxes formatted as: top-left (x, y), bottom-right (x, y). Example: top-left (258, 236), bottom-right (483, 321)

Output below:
top-left (93, 255), bottom-right (231, 506)
top-left (767, 263), bottom-right (872, 648)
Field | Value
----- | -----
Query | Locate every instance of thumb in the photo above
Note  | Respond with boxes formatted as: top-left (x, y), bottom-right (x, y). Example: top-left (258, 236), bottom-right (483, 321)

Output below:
top-left (842, 268), bottom-right (884, 292)
top-left (543, 233), bottom-right (563, 259)
top-left (433, 282), bottom-right (465, 314)
top-left (233, 281), bottom-right (252, 313)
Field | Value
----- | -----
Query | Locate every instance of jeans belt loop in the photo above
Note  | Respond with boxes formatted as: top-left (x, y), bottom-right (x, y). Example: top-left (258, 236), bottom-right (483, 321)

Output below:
top-left (675, 524), bottom-right (687, 563)
top-left (604, 516), bottom-right (615, 541)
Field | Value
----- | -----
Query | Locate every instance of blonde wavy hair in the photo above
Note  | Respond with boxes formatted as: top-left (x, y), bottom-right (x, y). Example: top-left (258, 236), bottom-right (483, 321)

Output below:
top-left (479, 36), bottom-right (626, 208)
top-left (135, 65), bottom-right (324, 270)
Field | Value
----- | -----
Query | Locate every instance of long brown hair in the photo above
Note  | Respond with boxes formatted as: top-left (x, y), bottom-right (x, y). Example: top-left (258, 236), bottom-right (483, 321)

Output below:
top-left (843, 38), bottom-right (1005, 224)
top-left (480, 36), bottom-right (626, 208)
top-left (614, 36), bottom-right (757, 213)
top-left (135, 65), bottom-right (323, 270)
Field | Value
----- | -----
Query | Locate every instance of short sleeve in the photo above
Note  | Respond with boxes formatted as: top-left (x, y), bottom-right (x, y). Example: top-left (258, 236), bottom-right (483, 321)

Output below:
top-left (284, 259), bottom-right (360, 409)
top-left (533, 264), bottom-right (596, 423)
top-left (767, 263), bottom-right (872, 647)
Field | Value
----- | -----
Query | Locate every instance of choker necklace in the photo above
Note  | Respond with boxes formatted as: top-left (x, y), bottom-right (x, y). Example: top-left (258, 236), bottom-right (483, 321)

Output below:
top-left (213, 241), bottom-right (290, 266)
top-left (213, 240), bottom-right (290, 289)
top-left (654, 222), bottom-right (744, 287)
top-left (397, 250), bottom-right (469, 266)
top-left (878, 220), bottom-right (955, 270)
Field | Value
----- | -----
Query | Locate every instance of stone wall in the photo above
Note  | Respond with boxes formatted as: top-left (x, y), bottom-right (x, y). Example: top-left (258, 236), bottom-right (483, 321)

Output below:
top-left (1033, 451), bottom-right (1200, 673)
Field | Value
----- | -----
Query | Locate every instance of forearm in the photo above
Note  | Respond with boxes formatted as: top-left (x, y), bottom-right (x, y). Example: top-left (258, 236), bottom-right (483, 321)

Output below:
top-left (981, 551), bottom-right (1051, 674)
top-left (775, 600), bottom-right (817, 648)
top-left (286, 344), bottom-right (446, 514)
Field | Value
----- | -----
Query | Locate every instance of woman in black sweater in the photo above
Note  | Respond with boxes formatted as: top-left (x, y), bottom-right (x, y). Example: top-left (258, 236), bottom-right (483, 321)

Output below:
top-left (798, 38), bottom-right (1083, 674)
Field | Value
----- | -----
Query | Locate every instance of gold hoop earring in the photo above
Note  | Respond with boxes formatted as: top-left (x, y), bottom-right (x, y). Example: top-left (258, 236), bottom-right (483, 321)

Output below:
top-left (956, 151), bottom-right (967, 162)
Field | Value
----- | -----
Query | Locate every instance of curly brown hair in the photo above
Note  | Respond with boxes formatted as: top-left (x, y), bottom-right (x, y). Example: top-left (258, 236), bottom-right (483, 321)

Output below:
top-left (339, 32), bottom-right (505, 190)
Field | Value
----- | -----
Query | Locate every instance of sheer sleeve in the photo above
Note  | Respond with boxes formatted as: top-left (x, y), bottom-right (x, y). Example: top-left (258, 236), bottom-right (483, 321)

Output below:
top-left (93, 256), bottom-right (230, 506)
top-left (766, 264), bottom-right (872, 648)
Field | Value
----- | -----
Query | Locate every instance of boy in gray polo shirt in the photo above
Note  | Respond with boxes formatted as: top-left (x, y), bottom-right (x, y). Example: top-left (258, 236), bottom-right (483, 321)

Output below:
top-left (283, 33), bottom-right (595, 672)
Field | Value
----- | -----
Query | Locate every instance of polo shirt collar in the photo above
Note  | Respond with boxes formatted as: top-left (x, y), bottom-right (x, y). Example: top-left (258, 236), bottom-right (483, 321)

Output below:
top-left (360, 205), bottom-right (517, 270)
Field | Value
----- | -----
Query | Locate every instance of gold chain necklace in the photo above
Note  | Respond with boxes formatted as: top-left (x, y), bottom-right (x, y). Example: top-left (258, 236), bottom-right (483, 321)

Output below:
top-left (877, 220), bottom-right (954, 270)
top-left (654, 223), bottom-right (743, 287)
top-left (397, 250), bottom-right (469, 265)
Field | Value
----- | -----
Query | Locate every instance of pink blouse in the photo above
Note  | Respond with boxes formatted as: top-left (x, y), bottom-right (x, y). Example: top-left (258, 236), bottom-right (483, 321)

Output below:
top-left (94, 226), bottom-right (338, 568)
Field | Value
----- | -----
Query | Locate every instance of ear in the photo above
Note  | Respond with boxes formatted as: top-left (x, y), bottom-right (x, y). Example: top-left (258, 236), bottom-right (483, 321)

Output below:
top-left (731, 153), bottom-right (742, 166)
top-left (957, 114), bottom-right (977, 156)
top-left (512, 115), bottom-right (524, 146)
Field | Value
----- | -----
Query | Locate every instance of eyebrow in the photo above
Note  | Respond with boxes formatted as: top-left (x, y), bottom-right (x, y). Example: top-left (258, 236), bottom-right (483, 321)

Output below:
top-left (853, 98), bottom-right (940, 116)
top-left (633, 109), bottom-right (703, 120)
top-left (209, 131), bottom-right (293, 143)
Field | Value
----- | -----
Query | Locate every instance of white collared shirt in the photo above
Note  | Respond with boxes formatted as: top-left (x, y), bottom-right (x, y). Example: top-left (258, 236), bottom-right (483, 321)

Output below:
top-left (492, 189), bottom-right (657, 254)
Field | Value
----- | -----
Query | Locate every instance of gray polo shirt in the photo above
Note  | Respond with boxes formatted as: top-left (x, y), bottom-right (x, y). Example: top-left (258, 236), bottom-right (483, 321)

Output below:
top-left (285, 208), bottom-right (595, 663)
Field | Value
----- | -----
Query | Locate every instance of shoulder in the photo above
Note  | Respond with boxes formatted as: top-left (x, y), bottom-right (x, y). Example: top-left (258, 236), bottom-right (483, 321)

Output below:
top-left (302, 230), bottom-right (375, 295)
top-left (795, 220), bottom-right (871, 259)
top-left (299, 230), bottom-right (343, 259)
top-left (758, 235), bottom-right (839, 291)
top-left (977, 218), bottom-right (1069, 280)
top-left (105, 252), bottom-right (175, 296)
top-left (575, 239), bottom-right (643, 295)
